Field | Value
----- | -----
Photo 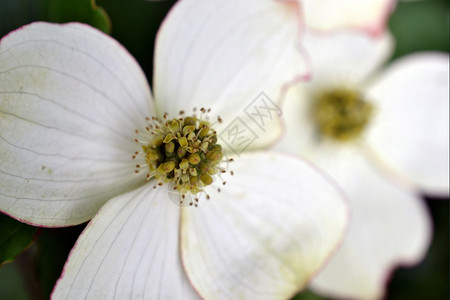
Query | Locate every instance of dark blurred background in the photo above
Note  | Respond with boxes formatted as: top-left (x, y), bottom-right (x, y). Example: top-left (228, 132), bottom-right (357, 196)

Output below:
top-left (0, 0), bottom-right (448, 299)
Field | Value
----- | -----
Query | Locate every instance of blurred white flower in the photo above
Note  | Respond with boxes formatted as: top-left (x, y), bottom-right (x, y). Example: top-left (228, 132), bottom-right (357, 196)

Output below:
top-left (296, 0), bottom-right (396, 34)
top-left (276, 30), bottom-right (448, 300)
top-left (0, 1), bottom-right (349, 299)
top-left (297, 0), bottom-right (424, 35)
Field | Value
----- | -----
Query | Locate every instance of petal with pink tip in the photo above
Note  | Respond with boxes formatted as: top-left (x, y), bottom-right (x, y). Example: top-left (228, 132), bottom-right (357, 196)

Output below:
top-left (0, 22), bottom-right (154, 226)
top-left (300, 0), bottom-right (395, 35)
top-left (306, 147), bottom-right (431, 300)
top-left (181, 152), bottom-right (348, 300)
top-left (154, 0), bottom-right (309, 148)
top-left (365, 53), bottom-right (449, 196)
top-left (302, 30), bottom-right (393, 90)
top-left (52, 184), bottom-right (200, 299)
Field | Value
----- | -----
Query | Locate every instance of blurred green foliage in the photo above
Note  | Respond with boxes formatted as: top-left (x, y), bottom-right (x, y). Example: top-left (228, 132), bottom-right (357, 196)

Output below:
top-left (0, 214), bottom-right (37, 266)
top-left (0, 262), bottom-right (29, 300)
top-left (95, 0), bottom-right (174, 78)
top-left (389, 0), bottom-right (449, 60)
top-left (39, 0), bottom-right (110, 33)
top-left (34, 226), bottom-right (85, 299)
top-left (0, 0), bottom-right (110, 37)
top-left (0, 0), bottom-right (448, 299)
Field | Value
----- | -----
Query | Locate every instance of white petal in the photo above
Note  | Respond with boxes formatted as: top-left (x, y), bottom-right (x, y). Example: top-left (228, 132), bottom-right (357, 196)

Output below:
top-left (52, 184), bottom-right (200, 300)
top-left (303, 30), bottom-right (394, 90)
top-left (180, 152), bottom-right (348, 300)
top-left (217, 92), bottom-right (284, 155)
top-left (300, 0), bottom-right (395, 34)
top-left (276, 84), bottom-right (317, 154)
top-left (275, 32), bottom-right (393, 155)
top-left (0, 22), bottom-right (154, 226)
top-left (154, 0), bottom-right (308, 140)
top-left (306, 148), bottom-right (431, 300)
top-left (365, 53), bottom-right (449, 196)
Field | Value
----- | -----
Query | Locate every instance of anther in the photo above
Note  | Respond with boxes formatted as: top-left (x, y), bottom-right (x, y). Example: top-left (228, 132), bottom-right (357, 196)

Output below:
top-left (136, 110), bottom-right (225, 205)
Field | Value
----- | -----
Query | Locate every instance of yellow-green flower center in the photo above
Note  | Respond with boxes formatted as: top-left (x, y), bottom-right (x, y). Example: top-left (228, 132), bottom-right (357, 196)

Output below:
top-left (134, 109), bottom-right (227, 206)
top-left (312, 88), bottom-right (373, 142)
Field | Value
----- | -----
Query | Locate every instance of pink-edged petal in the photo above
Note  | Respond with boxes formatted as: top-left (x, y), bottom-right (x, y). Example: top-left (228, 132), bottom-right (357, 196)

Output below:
top-left (300, 0), bottom-right (395, 35)
top-left (306, 148), bottom-right (431, 300)
top-left (180, 152), bottom-right (348, 299)
top-left (0, 22), bottom-right (154, 226)
top-left (52, 184), bottom-right (199, 300)
top-left (303, 30), bottom-right (393, 90)
top-left (154, 0), bottom-right (308, 123)
top-left (276, 31), bottom-right (393, 155)
top-left (365, 53), bottom-right (449, 196)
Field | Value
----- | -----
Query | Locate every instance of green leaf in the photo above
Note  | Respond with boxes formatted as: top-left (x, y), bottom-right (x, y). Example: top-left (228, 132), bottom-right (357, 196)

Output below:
top-left (0, 214), bottom-right (37, 266)
top-left (38, 0), bottom-right (111, 34)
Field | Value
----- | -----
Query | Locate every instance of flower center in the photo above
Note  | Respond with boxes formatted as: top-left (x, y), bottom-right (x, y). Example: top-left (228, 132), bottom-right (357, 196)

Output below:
top-left (311, 88), bottom-right (373, 142)
top-left (133, 109), bottom-right (229, 206)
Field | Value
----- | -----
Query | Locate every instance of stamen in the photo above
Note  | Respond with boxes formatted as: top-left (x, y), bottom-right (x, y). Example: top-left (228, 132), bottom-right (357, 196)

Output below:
top-left (132, 108), bottom-right (227, 206)
top-left (312, 87), bottom-right (373, 142)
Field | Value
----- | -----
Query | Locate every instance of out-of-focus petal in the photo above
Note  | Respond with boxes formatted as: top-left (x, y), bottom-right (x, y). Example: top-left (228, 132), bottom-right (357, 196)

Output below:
top-left (302, 30), bottom-right (393, 90)
top-left (52, 184), bottom-right (200, 300)
top-left (0, 22), bottom-right (154, 226)
top-left (154, 0), bottom-right (309, 148)
top-left (365, 53), bottom-right (449, 196)
top-left (307, 148), bottom-right (431, 300)
top-left (276, 84), bottom-right (317, 154)
top-left (300, 0), bottom-right (395, 35)
top-left (180, 152), bottom-right (348, 300)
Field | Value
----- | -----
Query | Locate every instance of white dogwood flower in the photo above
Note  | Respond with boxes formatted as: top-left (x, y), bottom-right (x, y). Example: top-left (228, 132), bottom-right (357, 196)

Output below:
top-left (0, 1), bottom-right (349, 299)
top-left (276, 29), bottom-right (448, 300)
